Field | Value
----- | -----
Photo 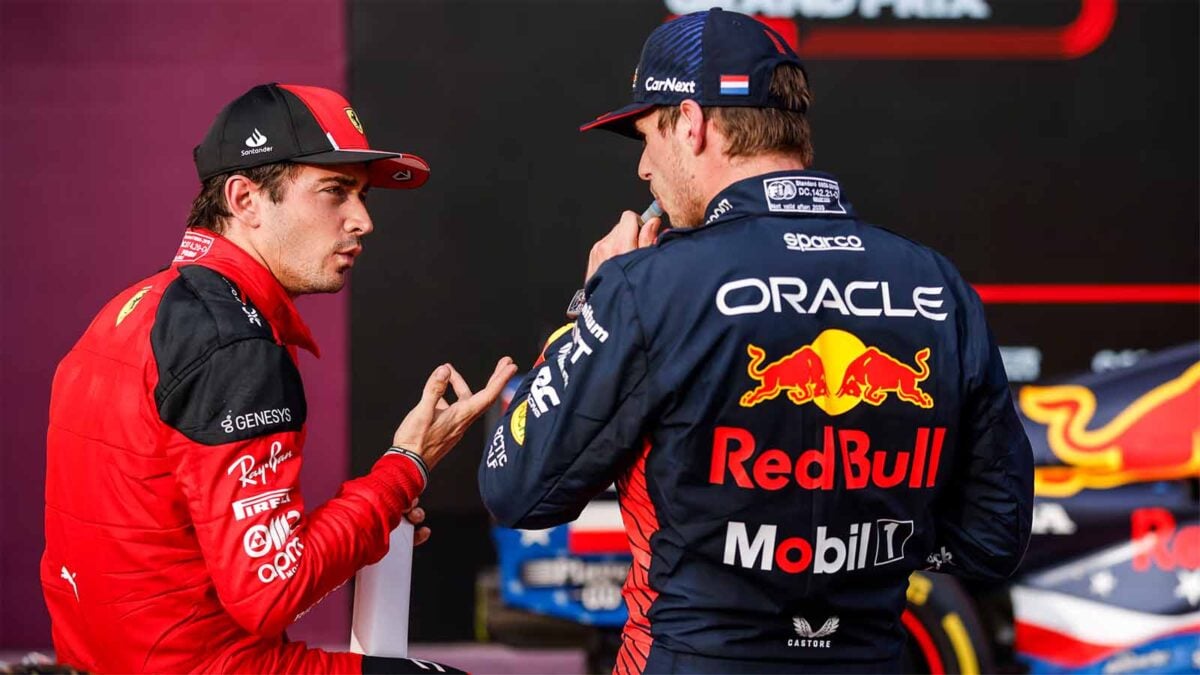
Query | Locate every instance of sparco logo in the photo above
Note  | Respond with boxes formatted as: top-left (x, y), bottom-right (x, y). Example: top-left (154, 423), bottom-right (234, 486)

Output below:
top-left (791, 615), bottom-right (838, 648)
top-left (784, 233), bottom-right (865, 252)
top-left (644, 76), bottom-right (696, 94)
top-left (725, 518), bottom-right (914, 574)
top-left (232, 488), bottom-right (292, 521)
top-left (664, 0), bottom-right (991, 20)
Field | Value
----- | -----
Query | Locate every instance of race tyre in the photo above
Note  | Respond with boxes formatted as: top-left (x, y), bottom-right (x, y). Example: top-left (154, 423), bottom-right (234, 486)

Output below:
top-left (902, 571), bottom-right (996, 675)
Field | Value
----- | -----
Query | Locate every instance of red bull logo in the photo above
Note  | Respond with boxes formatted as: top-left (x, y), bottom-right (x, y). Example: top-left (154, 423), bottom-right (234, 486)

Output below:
top-left (1131, 508), bottom-right (1200, 572)
top-left (741, 329), bottom-right (934, 415)
top-left (711, 425), bottom-right (945, 492)
top-left (1020, 362), bottom-right (1200, 498)
top-left (741, 345), bottom-right (829, 406)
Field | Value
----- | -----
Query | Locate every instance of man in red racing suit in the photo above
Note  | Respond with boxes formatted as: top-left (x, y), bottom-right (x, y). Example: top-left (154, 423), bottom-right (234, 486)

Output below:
top-left (42, 83), bottom-right (515, 673)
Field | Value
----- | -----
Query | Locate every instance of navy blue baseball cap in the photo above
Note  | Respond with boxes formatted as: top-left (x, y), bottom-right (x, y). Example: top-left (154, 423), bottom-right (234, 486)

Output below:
top-left (581, 8), bottom-right (807, 138)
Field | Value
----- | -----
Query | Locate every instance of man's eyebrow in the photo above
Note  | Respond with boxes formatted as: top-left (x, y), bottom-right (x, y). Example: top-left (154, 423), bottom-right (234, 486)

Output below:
top-left (315, 175), bottom-right (361, 188)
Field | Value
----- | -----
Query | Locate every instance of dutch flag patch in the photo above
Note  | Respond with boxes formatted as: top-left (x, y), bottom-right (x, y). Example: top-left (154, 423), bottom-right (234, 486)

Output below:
top-left (719, 75), bottom-right (750, 95)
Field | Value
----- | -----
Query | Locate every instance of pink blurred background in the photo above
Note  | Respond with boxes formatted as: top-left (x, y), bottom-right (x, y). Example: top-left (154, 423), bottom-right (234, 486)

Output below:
top-left (1, 0), bottom-right (350, 648)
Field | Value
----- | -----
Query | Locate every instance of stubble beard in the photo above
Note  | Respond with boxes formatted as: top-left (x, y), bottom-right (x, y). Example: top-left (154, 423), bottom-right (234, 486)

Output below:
top-left (278, 258), bottom-right (344, 296)
top-left (274, 234), bottom-right (356, 297)
top-left (661, 143), bottom-right (707, 228)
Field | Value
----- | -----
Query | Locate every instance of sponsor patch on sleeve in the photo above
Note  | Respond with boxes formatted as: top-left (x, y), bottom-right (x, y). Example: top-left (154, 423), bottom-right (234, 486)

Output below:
top-left (486, 424), bottom-right (508, 469)
top-left (116, 285), bottom-right (154, 326)
top-left (510, 400), bottom-right (528, 447)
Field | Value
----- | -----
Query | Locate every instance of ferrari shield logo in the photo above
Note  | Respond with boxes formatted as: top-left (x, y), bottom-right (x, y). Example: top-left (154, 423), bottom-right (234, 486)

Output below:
top-left (344, 107), bottom-right (364, 134)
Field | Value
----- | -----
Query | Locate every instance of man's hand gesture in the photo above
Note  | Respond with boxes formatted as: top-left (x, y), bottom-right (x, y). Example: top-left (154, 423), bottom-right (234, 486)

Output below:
top-left (392, 357), bottom-right (518, 471)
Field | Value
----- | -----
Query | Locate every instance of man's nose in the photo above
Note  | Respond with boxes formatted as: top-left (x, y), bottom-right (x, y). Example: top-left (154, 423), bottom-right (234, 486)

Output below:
top-left (637, 150), bottom-right (652, 182)
top-left (348, 199), bottom-right (374, 236)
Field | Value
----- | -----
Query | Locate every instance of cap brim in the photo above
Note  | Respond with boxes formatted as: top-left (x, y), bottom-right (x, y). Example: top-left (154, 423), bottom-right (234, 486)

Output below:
top-left (300, 149), bottom-right (431, 190)
top-left (579, 102), bottom-right (655, 139)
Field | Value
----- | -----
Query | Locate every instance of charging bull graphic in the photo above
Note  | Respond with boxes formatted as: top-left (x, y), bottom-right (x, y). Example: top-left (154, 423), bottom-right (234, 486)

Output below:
top-left (740, 329), bottom-right (933, 416)
top-left (1020, 361), bottom-right (1200, 498)
top-left (740, 345), bottom-right (829, 406)
top-left (837, 347), bottom-right (933, 408)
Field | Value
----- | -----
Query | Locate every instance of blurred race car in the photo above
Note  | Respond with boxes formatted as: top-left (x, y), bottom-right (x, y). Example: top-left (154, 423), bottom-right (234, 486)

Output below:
top-left (478, 343), bottom-right (1200, 674)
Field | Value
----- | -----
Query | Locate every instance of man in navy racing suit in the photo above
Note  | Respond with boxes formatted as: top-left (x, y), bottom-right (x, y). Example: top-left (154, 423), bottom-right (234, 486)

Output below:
top-left (479, 9), bottom-right (1034, 674)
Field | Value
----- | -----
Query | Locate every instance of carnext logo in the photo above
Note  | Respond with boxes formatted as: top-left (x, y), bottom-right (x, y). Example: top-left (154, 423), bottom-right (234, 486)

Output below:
top-left (645, 76), bottom-right (696, 94)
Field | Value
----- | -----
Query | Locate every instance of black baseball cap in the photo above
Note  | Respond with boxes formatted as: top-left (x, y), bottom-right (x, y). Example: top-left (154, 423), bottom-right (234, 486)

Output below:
top-left (581, 8), bottom-right (807, 138)
top-left (194, 83), bottom-right (430, 189)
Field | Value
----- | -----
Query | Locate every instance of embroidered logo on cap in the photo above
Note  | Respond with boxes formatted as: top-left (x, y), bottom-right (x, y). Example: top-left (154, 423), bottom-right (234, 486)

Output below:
top-left (345, 108), bottom-right (364, 134)
top-left (645, 76), bottom-right (696, 93)
top-left (720, 75), bottom-right (750, 95)
top-left (245, 128), bottom-right (268, 148)
top-left (241, 128), bottom-right (273, 157)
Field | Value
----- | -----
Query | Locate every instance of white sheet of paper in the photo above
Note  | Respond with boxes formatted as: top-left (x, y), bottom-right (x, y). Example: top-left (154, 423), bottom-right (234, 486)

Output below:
top-left (350, 520), bottom-right (413, 657)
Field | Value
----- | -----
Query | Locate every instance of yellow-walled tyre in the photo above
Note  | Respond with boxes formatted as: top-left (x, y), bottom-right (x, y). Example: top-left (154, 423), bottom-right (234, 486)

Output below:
top-left (902, 572), bottom-right (997, 674)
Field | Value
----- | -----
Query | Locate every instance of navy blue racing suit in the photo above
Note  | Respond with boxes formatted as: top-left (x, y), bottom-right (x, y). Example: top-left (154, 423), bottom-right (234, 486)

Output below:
top-left (479, 171), bottom-right (1034, 673)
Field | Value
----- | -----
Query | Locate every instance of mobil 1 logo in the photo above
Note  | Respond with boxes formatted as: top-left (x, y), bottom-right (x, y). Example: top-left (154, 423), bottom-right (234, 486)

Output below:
top-left (724, 518), bottom-right (915, 575)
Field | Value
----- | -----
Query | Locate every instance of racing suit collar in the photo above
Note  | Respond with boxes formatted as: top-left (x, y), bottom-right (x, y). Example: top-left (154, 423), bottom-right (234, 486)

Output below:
top-left (660, 170), bottom-right (856, 243)
top-left (170, 228), bottom-right (320, 356)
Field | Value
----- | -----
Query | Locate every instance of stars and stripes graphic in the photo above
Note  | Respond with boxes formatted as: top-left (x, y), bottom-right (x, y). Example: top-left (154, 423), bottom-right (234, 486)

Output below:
top-left (720, 74), bottom-right (750, 95)
top-left (567, 501), bottom-right (628, 555)
top-left (1012, 585), bottom-right (1200, 669)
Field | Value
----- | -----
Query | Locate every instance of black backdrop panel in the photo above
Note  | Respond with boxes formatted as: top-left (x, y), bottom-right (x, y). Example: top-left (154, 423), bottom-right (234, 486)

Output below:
top-left (350, 0), bottom-right (1197, 639)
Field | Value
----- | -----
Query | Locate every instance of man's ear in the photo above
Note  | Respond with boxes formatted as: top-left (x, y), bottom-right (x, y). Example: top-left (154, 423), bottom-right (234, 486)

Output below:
top-left (223, 175), bottom-right (262, 228)
top-left (678, 99), bottom-right (707, 156)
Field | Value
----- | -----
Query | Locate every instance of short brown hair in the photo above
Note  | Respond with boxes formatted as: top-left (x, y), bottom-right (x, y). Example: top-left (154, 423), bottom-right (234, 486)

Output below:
top-left (658, 63), bottom-right (814, 165)
top-left (185, 162), bottom-right (300, 234)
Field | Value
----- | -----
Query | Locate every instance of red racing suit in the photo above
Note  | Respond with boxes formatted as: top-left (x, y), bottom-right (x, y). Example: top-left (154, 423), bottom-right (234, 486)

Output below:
top-left (42, 229), bottom-right (424, 673)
